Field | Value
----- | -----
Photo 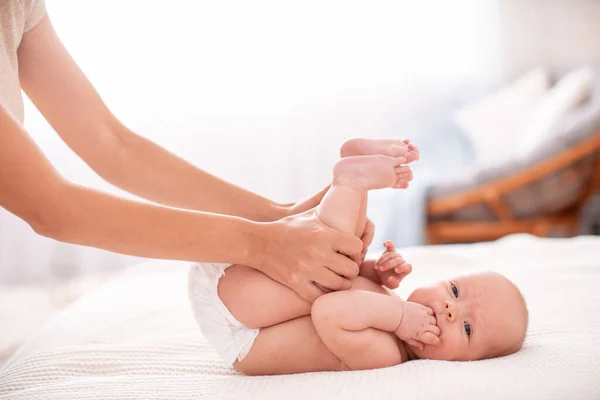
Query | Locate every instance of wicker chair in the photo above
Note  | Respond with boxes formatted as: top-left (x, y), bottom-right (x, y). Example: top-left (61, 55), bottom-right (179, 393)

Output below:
top-left (426, 129), bottom-right (600, 244)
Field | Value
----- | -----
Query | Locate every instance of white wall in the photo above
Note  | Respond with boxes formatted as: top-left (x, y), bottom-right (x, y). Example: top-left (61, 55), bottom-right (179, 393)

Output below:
top-left (497, 0), bottom-right (600, 80)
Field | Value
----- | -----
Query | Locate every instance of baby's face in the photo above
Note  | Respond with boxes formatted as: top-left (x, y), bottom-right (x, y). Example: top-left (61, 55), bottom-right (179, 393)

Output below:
top-left (406, 271), bottom-right (527, 361)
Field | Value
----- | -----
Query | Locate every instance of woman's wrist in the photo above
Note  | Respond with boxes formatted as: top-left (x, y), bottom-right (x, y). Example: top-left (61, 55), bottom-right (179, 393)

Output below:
top-left (243, 219), bottom-right (274, 271)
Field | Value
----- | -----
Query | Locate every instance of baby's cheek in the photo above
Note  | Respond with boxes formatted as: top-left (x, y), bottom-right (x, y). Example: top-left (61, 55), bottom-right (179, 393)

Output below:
top-left (418, 344), bottom-right (446, 361)
top-left (429, 332), bottom-right (460, 360)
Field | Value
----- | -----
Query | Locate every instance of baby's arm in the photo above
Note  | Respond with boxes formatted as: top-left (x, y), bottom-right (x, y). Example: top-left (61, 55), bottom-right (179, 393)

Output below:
top-left (357, 259), bottom-right (382, 284)
top-left (312, 291), bottom-right (404, 370)
top-left (312, 290), bottom-right (439, 370)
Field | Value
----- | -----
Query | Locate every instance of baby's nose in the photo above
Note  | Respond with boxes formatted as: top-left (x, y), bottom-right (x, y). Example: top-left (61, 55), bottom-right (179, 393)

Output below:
top-left (444, 299), bottom-right (459, 323)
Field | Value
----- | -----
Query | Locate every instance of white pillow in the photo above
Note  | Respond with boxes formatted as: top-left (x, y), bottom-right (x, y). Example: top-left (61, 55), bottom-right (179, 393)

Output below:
top-left (516, 66), bottom-right (596, 160)
top-left (455, 68), bottom-right (550, 168)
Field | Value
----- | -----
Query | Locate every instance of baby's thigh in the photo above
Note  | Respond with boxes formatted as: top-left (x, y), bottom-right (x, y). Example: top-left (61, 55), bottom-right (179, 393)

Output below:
top-left (234, 316), bottom-right (344, 375)
top-left (218, 264), bottom-right (312, 329)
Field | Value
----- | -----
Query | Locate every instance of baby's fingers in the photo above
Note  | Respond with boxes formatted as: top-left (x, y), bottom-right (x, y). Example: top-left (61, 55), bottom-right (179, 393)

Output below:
top-left (420, 332), bottom-right (442, 347)
top-left (394, 263), bottom-right (412, 275)
top-left (407, 339), bottom-right (424, 351)
top-left (385, 275), bottom-right (400, 289)
top-left (377, 254), bottom-right (405, 271)
top-left (378, 256), bottom-right (403, 271)
top-left (428, 324), bottom-right (441, 337)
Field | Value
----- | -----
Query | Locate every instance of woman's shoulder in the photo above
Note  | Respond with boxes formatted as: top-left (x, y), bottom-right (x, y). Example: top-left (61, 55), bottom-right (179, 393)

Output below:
top-left (20, 0), bottom-right (46, 33)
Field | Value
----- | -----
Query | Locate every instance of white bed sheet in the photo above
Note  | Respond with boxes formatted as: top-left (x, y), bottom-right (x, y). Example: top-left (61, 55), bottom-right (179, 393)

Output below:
top-left (1, 234), bottom-right (599, 400)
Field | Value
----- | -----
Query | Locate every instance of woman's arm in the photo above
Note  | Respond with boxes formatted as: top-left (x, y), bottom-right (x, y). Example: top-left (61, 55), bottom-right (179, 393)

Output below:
top-left (0, 102), bottom-right (260, 264)
top-left (0, 102), bottom-right (361, 301)
top-left (17, 15), bottom-right (321, 222)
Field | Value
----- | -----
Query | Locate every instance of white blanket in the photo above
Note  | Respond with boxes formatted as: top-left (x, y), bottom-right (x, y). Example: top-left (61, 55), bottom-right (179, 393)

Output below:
top-left (1, 234), bottom-right (599, 400)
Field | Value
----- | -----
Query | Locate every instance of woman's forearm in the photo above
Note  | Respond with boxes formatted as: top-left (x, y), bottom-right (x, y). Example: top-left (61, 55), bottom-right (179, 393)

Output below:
top-left (92, 122), bottom-right (287, 222)
top-left (1, 99), bottom-right (269, 265)
top-left (16, 16), bottom-right (284, 223)
top-left (38, 182), bottom-right (268, 264)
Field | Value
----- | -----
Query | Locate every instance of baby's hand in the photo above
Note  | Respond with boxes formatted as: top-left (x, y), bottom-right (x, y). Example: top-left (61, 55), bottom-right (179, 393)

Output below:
top-left (375, 241), bottom-right (412, 289)
top-left (394, 301), bottom-right (441, 351)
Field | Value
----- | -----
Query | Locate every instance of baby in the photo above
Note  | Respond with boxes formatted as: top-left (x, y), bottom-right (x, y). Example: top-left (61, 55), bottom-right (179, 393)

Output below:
top-left (188, 138), bottom-right (528, 375)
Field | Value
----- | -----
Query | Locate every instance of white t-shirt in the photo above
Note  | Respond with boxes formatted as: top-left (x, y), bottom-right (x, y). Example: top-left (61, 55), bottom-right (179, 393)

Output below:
top-left (0, 0), bottom-right (46, 123)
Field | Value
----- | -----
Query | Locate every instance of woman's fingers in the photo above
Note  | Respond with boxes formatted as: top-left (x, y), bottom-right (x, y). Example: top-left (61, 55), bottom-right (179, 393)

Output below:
top-left (329, 252), bottom-right (361, 279)
top-left (292, 279), bottom-right (326, 303)
top-left (361, 219), bottom-right (375, 250)
top-left (313, 265), bottom-right (352, 292)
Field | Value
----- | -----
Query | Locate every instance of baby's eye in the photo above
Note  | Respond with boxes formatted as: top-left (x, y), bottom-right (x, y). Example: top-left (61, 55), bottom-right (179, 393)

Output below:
top-left (464, 321), bottom-right (472, 337)
top-left (450, 282), bottom-right (459, 298)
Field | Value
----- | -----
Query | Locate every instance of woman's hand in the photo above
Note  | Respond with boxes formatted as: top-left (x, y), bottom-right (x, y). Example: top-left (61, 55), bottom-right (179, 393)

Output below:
top-left (352, 218), bottom-right (374, 266)
top-left (254, 209), bottom-right (363, 303)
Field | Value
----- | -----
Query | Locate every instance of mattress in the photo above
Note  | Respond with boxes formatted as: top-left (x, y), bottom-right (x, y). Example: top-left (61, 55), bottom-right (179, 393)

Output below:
top-left (1, 234), bottom-right (599, 400)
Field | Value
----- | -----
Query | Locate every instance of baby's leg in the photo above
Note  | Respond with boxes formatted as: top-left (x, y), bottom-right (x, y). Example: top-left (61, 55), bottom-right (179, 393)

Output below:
top-left (317, 155), bottom-right (411, 238)
top-left (219, 155), bottom-right (411, 330)
top-left (220, 150), bottom-right (412, 328)
top-left (234, 315), bottom-right (344, 375)
top-left (338, 138), bottom-right (417, 238)
top-left (218, 264), bottom-right (310, 329)
top-left (235, 154), bottom-right (413, 375)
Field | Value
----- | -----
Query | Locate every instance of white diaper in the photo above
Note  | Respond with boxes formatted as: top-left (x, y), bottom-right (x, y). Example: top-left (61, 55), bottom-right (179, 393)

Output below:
top-left (187, 262), bottom-right (260, 366)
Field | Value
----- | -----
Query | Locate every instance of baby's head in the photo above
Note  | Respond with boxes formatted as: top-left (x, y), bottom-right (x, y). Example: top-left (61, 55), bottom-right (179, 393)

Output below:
top-left (407, 271), bottom-right (527, 361)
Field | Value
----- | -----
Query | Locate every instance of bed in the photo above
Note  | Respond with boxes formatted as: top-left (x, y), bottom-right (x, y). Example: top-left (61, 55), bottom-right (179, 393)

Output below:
top-left (1, 234), bottom-right (599, 400)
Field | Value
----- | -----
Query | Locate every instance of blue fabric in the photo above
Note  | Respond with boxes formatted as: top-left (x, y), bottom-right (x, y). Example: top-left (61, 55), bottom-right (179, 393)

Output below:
top-left (367, 112), bottom-right (475, 252)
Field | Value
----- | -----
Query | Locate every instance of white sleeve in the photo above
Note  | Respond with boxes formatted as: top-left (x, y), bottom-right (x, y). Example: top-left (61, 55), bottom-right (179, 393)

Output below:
top-left (23, 0), bottom-right (46, 33)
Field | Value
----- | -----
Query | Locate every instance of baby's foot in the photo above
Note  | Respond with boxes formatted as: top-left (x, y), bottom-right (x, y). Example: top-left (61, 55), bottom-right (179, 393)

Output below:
top-left (404, 140), bottom-right (420, 163)
top-left (340, 138), bottom-right (420, 163)
top-left (332, 155), bottom-right (413, 192)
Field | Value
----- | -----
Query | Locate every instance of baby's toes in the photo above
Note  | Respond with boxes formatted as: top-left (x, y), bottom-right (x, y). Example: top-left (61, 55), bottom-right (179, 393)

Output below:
top-left (393, 176), bottom-right (410, 189)
top-left (406, 150), bottom-right (420, 163)
top-left (389, 144), bottom-right (409, 158)
top-left (394, 165), bottom-right (411, 174)
top-left (396, 180), bottom-right (410, 189)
